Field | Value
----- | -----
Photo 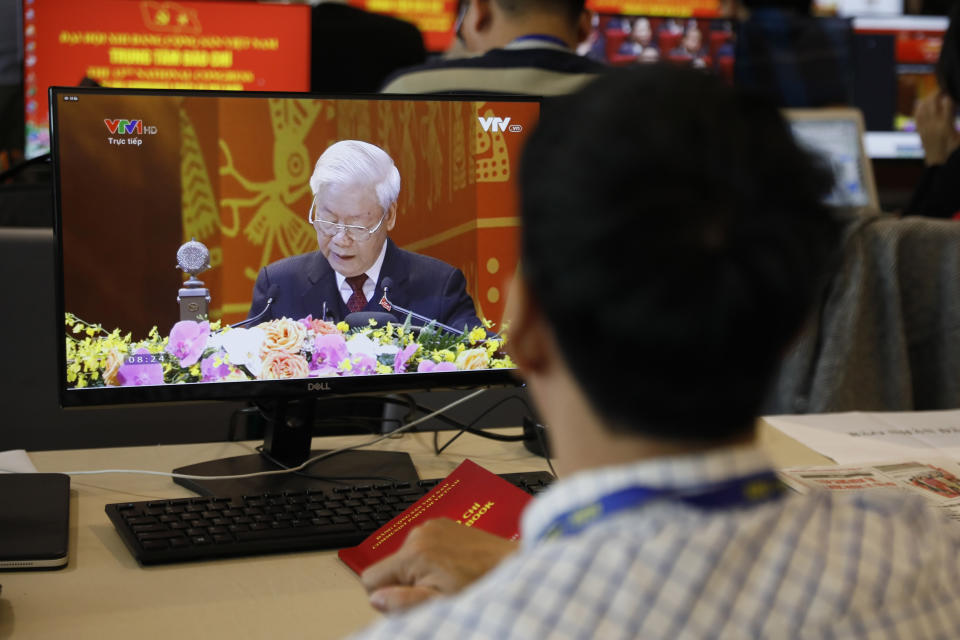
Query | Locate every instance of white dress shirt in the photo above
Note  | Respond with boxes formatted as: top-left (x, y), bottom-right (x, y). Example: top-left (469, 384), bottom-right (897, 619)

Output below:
top-left (335, 240), bottom-right (388, 306)
top-left (350, 445), bottom-right (960, 639)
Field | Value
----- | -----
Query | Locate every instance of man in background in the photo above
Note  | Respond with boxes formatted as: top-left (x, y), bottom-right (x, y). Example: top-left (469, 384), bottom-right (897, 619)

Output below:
top-left (380, 0), bottom-right (606, 95)
top-left (349, 64), bottom-right (960, 637)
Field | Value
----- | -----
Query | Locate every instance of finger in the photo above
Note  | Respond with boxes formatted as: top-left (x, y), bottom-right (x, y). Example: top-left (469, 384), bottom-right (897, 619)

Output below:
top-left (369, 585), bottom-right (441, 614)
top-left (360, 552), bottom-right (411, 592)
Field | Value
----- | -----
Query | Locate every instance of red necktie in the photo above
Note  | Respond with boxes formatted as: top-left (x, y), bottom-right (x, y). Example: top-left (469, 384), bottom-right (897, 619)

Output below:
top-left (346, 274), bottom-right (368, 313)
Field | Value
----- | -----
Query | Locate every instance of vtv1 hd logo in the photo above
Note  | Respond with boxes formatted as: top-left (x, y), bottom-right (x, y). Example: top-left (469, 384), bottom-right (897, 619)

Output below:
top-left (104, 119), bottom-right (158, 135)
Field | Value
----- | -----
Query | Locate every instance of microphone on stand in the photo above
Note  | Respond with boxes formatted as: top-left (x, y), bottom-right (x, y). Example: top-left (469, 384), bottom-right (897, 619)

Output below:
top-left (378, 277), bottom-right (465, 336)
top-left (176, 239), bottom-right (211, 322)
top-left (230, 285), bottom-right (280, 329)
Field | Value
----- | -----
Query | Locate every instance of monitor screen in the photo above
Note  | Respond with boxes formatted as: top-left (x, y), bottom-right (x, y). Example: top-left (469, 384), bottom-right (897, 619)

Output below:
top-left (852, 15), bottom-right (948, 158)
top-left (785, 108), bottom-right (878, 210)
top-left (734, 14), bottom-right (855, 109)
top-left (23, 0), bottom-right (311, 159)
top-left (579, 14), bottom-right (734, 82)
top-left (51, 88), bottom-right (538, 413)
top-left (51, 87), bottom-right (538, 493)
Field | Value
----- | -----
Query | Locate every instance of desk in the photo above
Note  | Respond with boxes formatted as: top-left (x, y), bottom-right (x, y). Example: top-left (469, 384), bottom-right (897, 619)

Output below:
top-left (1, 422), bottom-right (828, 640)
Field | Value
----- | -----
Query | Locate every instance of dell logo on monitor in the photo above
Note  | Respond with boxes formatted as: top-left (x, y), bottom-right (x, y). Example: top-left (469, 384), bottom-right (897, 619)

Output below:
top-left (307, 382), bottom-right (332, 392)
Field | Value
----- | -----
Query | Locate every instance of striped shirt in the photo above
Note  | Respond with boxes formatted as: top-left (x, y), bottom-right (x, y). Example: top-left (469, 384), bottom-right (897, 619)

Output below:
top-left (350, 446), bottom-right (960, 639)
top-left (380, 39), bottom-right (607, 96)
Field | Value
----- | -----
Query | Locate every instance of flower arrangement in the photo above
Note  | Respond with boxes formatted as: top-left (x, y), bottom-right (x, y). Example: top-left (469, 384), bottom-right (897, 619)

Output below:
top-left (64, 313), bottom-right (513, 389)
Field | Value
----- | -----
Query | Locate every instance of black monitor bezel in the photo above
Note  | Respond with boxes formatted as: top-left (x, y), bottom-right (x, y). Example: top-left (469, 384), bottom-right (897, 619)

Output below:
top-left (49, 86), bottom-right (535, 409)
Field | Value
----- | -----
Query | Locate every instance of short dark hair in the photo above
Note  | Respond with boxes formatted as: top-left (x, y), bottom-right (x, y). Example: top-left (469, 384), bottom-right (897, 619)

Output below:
top-left (520, 64), bottom-right (841, 441)
top-left (494, 0), bottom-right (585, 22)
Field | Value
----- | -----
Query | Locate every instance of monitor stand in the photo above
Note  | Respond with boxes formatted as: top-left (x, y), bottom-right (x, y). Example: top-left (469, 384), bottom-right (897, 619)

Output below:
top-left (172, 397), bottom-right (422, 496)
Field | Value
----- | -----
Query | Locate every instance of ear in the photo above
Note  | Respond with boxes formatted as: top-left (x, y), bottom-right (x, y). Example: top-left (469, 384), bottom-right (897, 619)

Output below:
top-left (385, 201), bottom-right (398, 232)
top-left (505, 273), bottom-right (551, 374)
top-left (471, 0), bottom-right (494, 36)
top-left (576, 10), bottom-right (593, 46)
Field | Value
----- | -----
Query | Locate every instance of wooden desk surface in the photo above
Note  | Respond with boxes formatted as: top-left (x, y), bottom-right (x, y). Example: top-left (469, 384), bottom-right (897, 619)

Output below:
top-left (1, 421), bottom-right (827, 640)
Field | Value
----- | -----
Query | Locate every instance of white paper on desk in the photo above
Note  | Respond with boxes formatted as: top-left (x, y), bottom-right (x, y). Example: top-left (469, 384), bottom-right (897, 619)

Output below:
top-left (764, 411), bottom-right (960, 465)
top-left (0, 449), bottom-right (38, 473)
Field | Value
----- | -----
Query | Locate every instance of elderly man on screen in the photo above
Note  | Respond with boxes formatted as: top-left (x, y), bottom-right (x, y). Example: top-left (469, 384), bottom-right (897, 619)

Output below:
top-left (247, 140), bottom-right (481, 331)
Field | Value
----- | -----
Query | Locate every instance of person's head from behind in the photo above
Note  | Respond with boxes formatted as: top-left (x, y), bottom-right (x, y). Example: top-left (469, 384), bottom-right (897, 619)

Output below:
top-left (457, 0), bottom-right (587, 53)
top-left (511, 65), bottom-right (840, 452)
top-left (308, 140), bottom-right (400, 278)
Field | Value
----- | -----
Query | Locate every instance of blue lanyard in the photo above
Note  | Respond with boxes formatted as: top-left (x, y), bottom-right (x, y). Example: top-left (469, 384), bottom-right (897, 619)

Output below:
top-left (538, 470), bottom-right (786, 542)
top-left (511, 34), bottom-right (569, 48)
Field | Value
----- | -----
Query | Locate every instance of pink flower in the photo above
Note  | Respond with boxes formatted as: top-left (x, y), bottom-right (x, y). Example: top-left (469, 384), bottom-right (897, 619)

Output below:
top-left (260, 351), bottom-right (310, 379)
top-left (165, 320), bottom-right (210, 367)
top-left (201, 351), bottom-right (231, 382)
top-left (417, 360), bottom-right (457, 373)
top-left (117, 348), bottom-right (164, 386)
top-left (312, 333), bottom-right (348, 371)
top-left (300, 314), bottom-right (341, 336)
top-left (346, 354), bottom-right (377, 376)
top-left (393, 342), bottom-right (420, 374)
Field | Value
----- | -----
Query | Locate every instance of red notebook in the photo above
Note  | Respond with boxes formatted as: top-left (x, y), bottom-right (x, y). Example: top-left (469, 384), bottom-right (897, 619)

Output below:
top-left (338, 459), bottom-right (534, 575)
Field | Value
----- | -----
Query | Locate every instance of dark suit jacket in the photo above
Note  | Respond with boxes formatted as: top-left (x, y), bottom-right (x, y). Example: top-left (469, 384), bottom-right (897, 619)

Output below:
top-left (248, 239), bottom-right (481, 331)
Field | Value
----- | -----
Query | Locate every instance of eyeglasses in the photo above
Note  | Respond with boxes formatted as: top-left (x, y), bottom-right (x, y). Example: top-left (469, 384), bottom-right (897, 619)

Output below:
top-left (308, 198), bottom-right (387, 242)
top-left (454, 0), bottom-right (468, 41)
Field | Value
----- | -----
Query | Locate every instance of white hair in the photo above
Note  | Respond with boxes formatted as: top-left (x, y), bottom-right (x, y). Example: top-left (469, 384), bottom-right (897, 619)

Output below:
top-left (309, 140), bottom-right (401, 213)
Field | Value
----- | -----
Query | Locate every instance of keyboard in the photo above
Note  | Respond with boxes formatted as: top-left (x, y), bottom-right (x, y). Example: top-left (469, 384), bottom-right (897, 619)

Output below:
top-left (105, 471), bottom-right (555, 565)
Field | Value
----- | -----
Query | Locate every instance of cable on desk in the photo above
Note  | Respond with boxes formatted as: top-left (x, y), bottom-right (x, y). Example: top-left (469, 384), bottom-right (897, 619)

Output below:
top-left (433, 394), bottom-right (532, 455)
top-left (56, 388), bottom-right (488, 481)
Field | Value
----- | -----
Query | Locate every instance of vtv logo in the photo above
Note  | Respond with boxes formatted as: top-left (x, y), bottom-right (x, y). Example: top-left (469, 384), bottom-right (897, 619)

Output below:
top-left (104, 119), bottom-right (157, 135)
top-left (478, 116), bottom-right (512, 133)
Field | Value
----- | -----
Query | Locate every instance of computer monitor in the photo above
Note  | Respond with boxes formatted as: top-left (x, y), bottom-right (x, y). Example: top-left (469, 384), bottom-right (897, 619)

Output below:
top-left (580, 14), bottom-right (735, 82)
top-left (852, 15), bottom-right (948, 159)
top-left (23, 0), bottom-right (311, 159)
top-left (734, 15), bottom-right (856, 108)
top-left (784, 107), bottom-right (879, 211)
top-left (49, 87), bottom-right (540, 494)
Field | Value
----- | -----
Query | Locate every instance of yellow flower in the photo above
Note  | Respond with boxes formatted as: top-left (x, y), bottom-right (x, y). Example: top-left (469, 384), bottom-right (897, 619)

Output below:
top-left (442, 350), bottom-right (455, 362)
top-left (189, 364), bottom-right (201, 377)
top-left (76, 377), bottom-right (87, 388)
top-left (336, 321), bottom-right (349, 333)
top-left (468, 327), bottom-right (486, 345)
top-left (456, 343), bottom-right (466, 353)
top-left (482, 318), bottom-right (494, 329)
top-left (376, 363), bottom-right (392, 374)
top-left (368, 318), bottom-right (378, 327)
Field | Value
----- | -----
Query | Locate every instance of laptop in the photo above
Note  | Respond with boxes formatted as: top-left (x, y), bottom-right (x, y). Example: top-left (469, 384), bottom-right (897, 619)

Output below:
top-left (0, 473), bottom-right (70, 570)
top-left (784, 107), bottom-right (880, 213)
